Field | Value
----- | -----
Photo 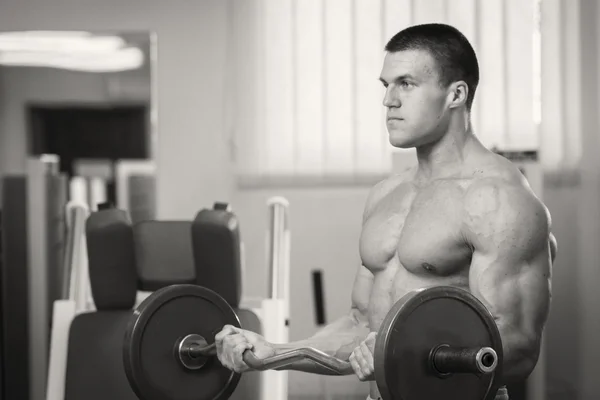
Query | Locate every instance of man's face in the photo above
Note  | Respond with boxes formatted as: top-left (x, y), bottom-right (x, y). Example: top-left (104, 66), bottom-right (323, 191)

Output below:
top-left (379, 49), bottom-right (451, 148)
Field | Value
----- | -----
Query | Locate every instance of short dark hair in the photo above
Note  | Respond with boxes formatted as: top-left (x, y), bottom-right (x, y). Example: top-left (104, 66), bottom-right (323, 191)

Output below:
top-left (385, 23), bottom-right (479, 110)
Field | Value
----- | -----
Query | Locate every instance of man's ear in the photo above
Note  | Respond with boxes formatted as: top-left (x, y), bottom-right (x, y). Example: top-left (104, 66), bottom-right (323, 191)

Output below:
top-left (447, 81), bottom-right (468, 109)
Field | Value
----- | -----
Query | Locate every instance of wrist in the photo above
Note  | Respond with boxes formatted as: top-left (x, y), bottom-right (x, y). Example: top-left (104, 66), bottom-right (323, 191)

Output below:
top-left (272, 342), bottom-right (292, 356)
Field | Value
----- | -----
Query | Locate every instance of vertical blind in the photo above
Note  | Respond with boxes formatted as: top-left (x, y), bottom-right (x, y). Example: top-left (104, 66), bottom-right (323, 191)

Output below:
top-left (230, 0), bottom-right (543, 185)
top-left (539, 0), bottom-right (582, 169)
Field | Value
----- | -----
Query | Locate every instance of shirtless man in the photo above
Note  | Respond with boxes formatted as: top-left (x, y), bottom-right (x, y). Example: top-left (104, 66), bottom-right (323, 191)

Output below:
top-left (216, 23), bottom-right (557, 400)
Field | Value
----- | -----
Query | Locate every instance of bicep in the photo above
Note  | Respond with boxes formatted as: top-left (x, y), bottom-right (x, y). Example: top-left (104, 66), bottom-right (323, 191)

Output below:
top-left (350, 265), bottom-right (373, 323)
top-left (465, 179), bottom-right (553, 344)
top-left (469, 249), bottom-right (551, 344)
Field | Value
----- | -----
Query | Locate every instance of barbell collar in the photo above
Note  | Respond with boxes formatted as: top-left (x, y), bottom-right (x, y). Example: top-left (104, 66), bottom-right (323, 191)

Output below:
top-left (430, 344), bottom-right (498, 376)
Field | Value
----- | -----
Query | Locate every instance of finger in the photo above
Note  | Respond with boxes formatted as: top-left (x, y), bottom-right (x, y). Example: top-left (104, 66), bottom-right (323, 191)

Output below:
top-left (360, 342), bottom-right (374, 374)
top-left (232, 342), bottom-right (252, 372)
top-left (367, 331), bottom-right (377, 341)
top-left (216, 343), bottom-right (232, 368)
top-left (219, 334), bottom-right (247, 365)
top-left (349, 352), bottom-right (365, 381)
top-left (216, 349), bottom-right (232, 370)
top-left (226, 336), bottom-right (251, 355)
top-left (223, 333), bottom-right (249, 349)
top-left (222, 335), bottom-right (249, 363)
top-left (354, 350), bottom-right (370, 379)
top-left (215, 326), bottom-right (231, 342)
top-left (366, 332), bottom-right (377, 348)
top-left (220, 342), bottom-right (248, 371)
top-left (215, 329), bottom-right (230, 349)
top-left (215, 325), bottom-right (239, 342)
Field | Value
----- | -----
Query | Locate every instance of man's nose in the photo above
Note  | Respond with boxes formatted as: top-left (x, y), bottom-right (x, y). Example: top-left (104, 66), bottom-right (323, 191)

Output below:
top-left (382, 88), bottom-right (400, 108)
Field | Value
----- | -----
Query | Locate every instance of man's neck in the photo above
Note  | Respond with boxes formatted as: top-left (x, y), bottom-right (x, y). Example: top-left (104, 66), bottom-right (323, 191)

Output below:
top-left (415, 122), bottom-right (479, 181)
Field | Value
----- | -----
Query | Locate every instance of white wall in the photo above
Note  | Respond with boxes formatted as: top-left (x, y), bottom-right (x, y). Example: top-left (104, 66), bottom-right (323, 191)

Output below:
top-left (0, 1), bottom-right (599, 400)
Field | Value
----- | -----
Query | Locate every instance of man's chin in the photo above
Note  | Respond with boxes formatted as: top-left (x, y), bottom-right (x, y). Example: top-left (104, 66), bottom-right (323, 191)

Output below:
top-left (388, 135), bottom-right (415, 149)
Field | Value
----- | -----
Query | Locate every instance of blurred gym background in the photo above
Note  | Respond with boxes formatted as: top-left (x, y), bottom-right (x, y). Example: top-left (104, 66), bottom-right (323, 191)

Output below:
top-left (0, 0), bottom-right (596, 399)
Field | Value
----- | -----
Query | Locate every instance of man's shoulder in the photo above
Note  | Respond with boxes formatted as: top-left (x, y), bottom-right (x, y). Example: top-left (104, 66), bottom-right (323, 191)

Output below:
top-left (463, 174), bottom-right (552, 262)
top-left (463, 159), bottom-right (551, 239)
top-left (464, 151), bottom-right (537, 199)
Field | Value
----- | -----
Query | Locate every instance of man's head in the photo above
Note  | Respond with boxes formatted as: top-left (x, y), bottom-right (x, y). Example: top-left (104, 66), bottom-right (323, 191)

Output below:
top-left (380, 23), bottom-right (479, 148)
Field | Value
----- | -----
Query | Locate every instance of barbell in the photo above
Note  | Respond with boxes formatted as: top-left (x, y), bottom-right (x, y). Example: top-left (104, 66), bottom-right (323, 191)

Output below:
top-left (122, 285), bottom-right (504, 400)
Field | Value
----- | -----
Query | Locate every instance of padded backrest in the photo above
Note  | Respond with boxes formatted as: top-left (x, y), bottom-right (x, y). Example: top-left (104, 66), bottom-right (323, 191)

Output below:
top-left (85, 208), bottom-right (137, 310)
top-left (192, 209), bottom-right (242, 307)
top-left (64, 311), bottom-right (137, 400)
top-left (65, 208), bottom-right (139, 399)
top-left (134, 220), bottom-right (196, 291)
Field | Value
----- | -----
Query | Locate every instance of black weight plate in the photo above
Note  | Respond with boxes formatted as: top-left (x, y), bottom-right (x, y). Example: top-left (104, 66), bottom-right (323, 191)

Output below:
top-left (123, 284), bottom-right (241, 400)
top-left (374, 286), bottom-right (503, 400)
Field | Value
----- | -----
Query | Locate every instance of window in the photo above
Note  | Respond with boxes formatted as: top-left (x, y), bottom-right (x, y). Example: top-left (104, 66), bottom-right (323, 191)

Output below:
top-left (230, 0), bottom-right (543, 186)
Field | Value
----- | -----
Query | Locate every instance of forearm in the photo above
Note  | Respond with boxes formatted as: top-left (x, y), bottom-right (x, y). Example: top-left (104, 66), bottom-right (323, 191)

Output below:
top-left (496, 322), bottom-right (540, 383)
top-left (271, 314), bottom-right (369, 375)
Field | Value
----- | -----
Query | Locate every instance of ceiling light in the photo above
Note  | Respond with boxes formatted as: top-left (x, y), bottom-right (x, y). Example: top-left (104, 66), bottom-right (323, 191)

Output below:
top-left (0, 31), bottom-right (125, 54)
top-left (0, 30), bottom-right (144, 72)
top-left (0, 47), bottom-right (144, 72)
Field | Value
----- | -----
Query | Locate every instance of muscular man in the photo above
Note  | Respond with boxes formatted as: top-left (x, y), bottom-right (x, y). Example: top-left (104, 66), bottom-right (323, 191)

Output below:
top-left (216, 23), bottom-right (557, 400)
